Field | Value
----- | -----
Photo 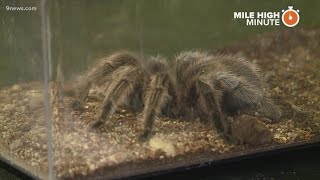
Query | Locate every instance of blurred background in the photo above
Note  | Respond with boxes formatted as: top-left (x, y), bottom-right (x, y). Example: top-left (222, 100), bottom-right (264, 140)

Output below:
top-left (1, 0), bottom-right (320, 86)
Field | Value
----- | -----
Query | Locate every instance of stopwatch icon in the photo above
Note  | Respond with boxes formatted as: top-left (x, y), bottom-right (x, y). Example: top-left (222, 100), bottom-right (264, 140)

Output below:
top-left (282, 6), bottom-right (300, 27)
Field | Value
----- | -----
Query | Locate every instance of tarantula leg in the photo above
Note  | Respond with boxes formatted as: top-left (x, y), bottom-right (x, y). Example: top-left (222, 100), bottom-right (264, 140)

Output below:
top-left (72, 81), bottom-right (92, 110)
top-left (139, 89), bottom-right (166, 141)
top-left (193, 100), bottom-right (209, 122)
top-left (198, 79), bottom-right (235, 142)
top-left (139, 76), bottom-right (170, 142)
top-left (259, 97), bottom-right (282, 122)
top-left (204, 92), bottom-right (237, 143)
top-left (73, 51), bottom-right (139, 110)
top-left (91, 100), bottom-right (114, 129)
top-left (198, 80), bottom-right (230, 136)
top-left (90, 79), bottom-right (135, 130)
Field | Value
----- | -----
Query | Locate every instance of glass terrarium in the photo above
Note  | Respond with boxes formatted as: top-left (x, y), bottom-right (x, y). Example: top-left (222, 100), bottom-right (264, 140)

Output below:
top-left (1, 0), bottom-right (320, 179)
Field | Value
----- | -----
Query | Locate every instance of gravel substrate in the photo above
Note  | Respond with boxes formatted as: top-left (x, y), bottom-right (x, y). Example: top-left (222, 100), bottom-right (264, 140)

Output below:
top-left (0, 28), bottom-right (319, 179)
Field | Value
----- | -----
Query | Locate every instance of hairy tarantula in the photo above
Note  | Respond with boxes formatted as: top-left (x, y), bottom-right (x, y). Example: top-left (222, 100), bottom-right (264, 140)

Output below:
top-left (71, 50), bottom-right (281, 142)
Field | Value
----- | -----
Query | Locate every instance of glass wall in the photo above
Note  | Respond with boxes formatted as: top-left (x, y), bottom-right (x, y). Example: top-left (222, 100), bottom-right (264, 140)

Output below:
top-left (0, 0), bottom-right (51, 179)
top-left (1, 0), bottom-right (320, 179)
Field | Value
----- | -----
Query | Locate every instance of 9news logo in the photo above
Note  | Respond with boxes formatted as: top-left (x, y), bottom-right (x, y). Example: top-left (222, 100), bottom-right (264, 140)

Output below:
top-left (282, 6), bottom-right (300, 27)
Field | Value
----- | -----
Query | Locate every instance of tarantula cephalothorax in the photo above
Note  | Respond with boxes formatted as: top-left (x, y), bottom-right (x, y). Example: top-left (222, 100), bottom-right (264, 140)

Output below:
top-left (71, 50), bottom-right (281, 142)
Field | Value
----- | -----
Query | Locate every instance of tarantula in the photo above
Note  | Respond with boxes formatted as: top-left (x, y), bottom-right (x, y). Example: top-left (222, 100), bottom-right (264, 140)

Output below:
top-left (71, 50), bottom-right (281, 142)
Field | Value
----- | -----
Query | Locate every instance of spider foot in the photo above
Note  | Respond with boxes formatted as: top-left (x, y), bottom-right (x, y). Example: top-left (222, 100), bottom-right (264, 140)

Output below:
top-left (88, 120), bottom-right (104, 132)
top-left (219, 132), bottom-right (239, 145)
top-left (138, 131), bottom-right (152, 143)
top-left (71, 100), bottom-right (85, 111)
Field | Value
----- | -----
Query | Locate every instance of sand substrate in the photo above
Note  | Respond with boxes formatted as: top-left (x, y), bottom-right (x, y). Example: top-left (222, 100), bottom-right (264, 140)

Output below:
top-left (0, 28), bottom-right (319, 179)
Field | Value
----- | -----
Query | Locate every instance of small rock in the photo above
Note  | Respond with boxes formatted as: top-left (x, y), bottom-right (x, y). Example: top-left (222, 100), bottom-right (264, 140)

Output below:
top-left (42, 144), bottom-right (47, 150)
top-left (3, 104), bottom-right (14, 112)
top-left (11, 85), bottom-right (22, 92)
top-left (89, 164), bottom-right (96, 171)
top-left (83, 144), bottom-right (89, 150)
top-left (68, 169), bottom-right (74, 177)
top-left (31, 161), bottom-right (39, 167)
top-left (185, 145), bottom-right (190, 152)
top-left (290, 103), bottom-right (302, 112)
top-left (10, 139), bottom-right (24, 151)
top-left (273, 87), bottom-right (281, 94)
